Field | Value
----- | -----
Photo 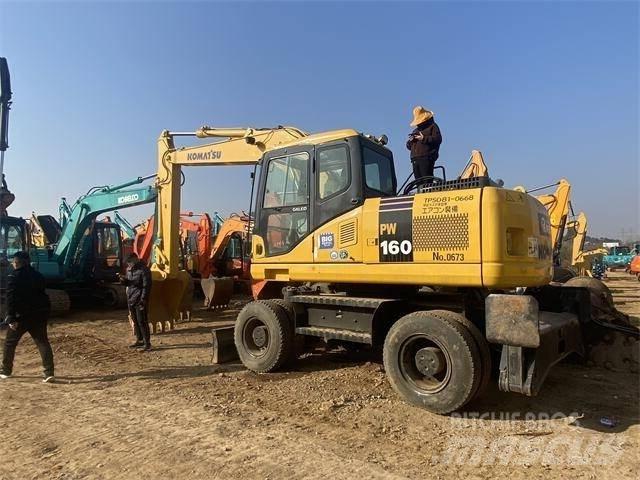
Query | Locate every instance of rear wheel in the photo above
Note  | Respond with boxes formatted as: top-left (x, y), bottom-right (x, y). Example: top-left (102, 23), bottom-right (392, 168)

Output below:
top-left (383, 310), bottom-right (482, 414)
top-left (428, 310), bottom-right (492, 398)
top-left (234, 300), bottom-right (294, 373)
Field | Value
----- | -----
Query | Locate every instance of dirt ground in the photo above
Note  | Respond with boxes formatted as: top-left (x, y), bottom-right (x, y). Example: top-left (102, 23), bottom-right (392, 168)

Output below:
top-left (1, 272), bottom-right (638, 480)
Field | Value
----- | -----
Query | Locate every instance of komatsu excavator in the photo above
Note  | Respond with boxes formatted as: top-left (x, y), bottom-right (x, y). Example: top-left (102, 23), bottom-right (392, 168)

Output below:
top-left (149, 125), bottom-right (639, 413)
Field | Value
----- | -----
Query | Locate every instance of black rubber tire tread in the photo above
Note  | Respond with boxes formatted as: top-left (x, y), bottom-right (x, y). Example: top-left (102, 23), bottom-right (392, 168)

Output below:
top-left (234, 300), bottom-right (294, 373)
top-left (263, 299), bottom-right (302, 363)
top-left (269, 298), bottom-right (295, 323)
top-left (383, 310), bottom-right (482, 414)
top-left (428, 309), bottom-right (491, 398)
top-left (46, 289), bottom-right (71, 318)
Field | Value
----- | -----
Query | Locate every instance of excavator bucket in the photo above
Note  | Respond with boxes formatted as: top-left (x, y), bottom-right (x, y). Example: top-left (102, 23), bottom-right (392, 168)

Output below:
top-left (201, 276), bottom-right (234, 310)
top-left (148, 270), bottom-right (193, 333)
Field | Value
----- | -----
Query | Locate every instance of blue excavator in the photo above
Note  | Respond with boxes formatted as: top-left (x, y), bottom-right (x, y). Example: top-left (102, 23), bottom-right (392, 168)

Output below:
top-left (0, 54), bottom-right (158, 314)
top-left (30, 175), bottom-right (157, 309)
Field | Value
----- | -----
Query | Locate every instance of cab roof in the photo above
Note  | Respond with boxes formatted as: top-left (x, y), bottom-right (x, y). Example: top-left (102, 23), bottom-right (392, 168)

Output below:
top-left (277, 129), bottom-right (364, 149)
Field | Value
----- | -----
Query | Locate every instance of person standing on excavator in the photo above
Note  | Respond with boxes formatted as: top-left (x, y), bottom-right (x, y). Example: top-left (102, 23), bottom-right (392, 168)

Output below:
top-left (406, 106), bottom-right (442, 186)
top-left (119, 253), bottom-right (152, 351)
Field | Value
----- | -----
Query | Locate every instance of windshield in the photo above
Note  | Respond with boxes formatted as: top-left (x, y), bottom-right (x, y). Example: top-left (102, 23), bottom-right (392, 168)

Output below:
top-left (363, 146), bottom-right (396, 196)
top-left (0, 223), bottom-right (25, 259)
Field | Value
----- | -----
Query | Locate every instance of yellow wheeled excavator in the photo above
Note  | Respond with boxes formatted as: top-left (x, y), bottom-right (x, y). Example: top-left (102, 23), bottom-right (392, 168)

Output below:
top-left (149, 125), bottom-right (639, 413)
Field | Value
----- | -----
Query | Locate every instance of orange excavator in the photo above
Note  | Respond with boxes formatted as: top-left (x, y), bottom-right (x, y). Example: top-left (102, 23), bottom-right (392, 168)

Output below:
top-left (178, 212), bottom-right (214, 278)
top-left (200, 213), bottom-right (251, 307)
top-left (133, 210), bottom-right (251, 309)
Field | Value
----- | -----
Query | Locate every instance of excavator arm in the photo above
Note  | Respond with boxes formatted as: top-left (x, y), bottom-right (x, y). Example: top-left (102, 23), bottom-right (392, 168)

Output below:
top-left (152, 126), bottom-right (306, 275)
top-left (150, 126), bottom-right (307, 323)
top-left (179, 212), bottom-right (213, 278)
top-left (54, 175), bottom-right (157, 272)
top-left (566, 212), bottom-right (587, 266)
top-left (533, 179), bottom-right (571, 266)
top-left (113, 211), bottom-right (137, 240)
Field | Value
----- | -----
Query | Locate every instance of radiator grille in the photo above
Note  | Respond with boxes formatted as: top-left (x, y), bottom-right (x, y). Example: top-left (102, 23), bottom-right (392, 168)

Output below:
top-left (413, 214), bottom-right (469, 250)
top-left (338, 220), bottom-right (357, 248)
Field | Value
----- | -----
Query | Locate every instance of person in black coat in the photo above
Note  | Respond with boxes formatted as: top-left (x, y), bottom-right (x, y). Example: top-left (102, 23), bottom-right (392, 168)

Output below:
top-left (0, 251), bottom-right (54, 382)
top-left (119, 253), bottom-right (152, 351)
top-left (406, 106), bottom-right (442, 186)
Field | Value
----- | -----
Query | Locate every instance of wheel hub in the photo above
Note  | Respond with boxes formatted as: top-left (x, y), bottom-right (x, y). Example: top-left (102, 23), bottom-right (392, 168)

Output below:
top-left (415, 347), bottom-right (446, 377)
top-left (252, 325), bottom-right (268, 348)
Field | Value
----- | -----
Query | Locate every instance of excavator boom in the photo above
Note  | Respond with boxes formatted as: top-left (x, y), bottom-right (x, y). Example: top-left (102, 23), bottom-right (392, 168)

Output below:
top-left (532, 179), bottom-right (572, 266)
top-left (150, 126), bottom-right (307, 325)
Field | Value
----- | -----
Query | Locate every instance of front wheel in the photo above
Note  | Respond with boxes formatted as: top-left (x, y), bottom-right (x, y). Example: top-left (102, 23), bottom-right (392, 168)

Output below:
top-left (234, 300), bottom-right (294, 373)
top-left (383, 311), bottom-right (482, 414)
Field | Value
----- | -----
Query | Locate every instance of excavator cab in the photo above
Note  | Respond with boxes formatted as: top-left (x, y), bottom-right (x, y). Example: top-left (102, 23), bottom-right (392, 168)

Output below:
top-left (72, 221), bottom-right (123, 283)
top-left (255, 134), bottom-right (396, 257)
top-left (0, 216), bottom-right (28, 315)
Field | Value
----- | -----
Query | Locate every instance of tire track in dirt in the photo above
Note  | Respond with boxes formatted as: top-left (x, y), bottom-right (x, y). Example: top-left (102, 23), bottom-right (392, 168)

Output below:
top-left (0, 380), bottom-right (407, 480)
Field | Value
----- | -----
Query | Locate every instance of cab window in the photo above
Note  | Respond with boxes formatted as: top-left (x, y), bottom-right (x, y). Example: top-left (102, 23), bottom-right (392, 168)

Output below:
top-left (317, 145), bottom-right (350, 200)
top-left (0, 225), bottom-right (24, 258)
top-left (363, 147), bottom-right (395, 196)
top-left (263, 152), bottom-right (309, 255)
top-left (263, 153), bottom-right (309, 208)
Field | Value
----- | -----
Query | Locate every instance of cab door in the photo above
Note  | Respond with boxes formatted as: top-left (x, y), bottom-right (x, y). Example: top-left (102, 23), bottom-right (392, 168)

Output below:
top-left (91, 223), bottom-right (123, 281)
top-left (257, 146), bottom-right (313, 258)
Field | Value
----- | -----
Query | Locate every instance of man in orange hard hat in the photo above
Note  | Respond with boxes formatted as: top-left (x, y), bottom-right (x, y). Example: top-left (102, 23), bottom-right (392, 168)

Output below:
top-left (406, 106), bottom-right (442, 186)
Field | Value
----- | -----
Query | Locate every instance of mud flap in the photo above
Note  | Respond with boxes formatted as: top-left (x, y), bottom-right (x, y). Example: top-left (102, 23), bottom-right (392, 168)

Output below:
top-left (149, 270), bottom-right (193, 333)
top-left (211, 326), bottom-right (238, 364)
top-left (201, 276), bottom-right (233, 310)
top-left (486, 294), bottom-right (584, 396)
top-left (497, 312), bottom-right (583, 395)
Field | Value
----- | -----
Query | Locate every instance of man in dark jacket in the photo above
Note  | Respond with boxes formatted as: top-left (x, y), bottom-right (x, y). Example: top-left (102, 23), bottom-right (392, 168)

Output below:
top-left (120, 253), bottom-right (152, 351)
top-left (0, 251), bottom-right (54, 382)
top-left (406, 106), bottom-right (442, 186)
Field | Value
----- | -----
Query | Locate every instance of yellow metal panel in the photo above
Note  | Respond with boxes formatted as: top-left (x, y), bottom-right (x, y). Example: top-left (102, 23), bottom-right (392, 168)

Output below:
top-left (481, 187), bottom-right (553, 288)
top-left (251, 262), bottom-right (483, 287)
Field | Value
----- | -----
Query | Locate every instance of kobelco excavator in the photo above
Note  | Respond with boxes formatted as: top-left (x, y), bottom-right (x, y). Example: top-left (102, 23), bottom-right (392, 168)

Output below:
top-left (149, 125), bottom-right (639, 413)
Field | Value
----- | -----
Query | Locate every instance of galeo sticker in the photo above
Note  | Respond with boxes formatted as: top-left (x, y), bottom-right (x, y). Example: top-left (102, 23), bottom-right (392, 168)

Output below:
top-left (319, 233), bottom-right (334, 249)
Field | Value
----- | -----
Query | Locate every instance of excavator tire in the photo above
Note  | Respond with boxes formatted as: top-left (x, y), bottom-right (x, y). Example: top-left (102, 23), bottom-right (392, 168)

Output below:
top-left (265, 298), bottom-right (303, 361)
top-left (563, 276), bottom-right (639, 373)
top-left (383, 310), bottom-right (482, 414)
top-left (428, 310), bottom-right (492, 399)
top-left (47, 289), bottom-right (71, 318)
top-left (234, 300), bottom-right (294, 373)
